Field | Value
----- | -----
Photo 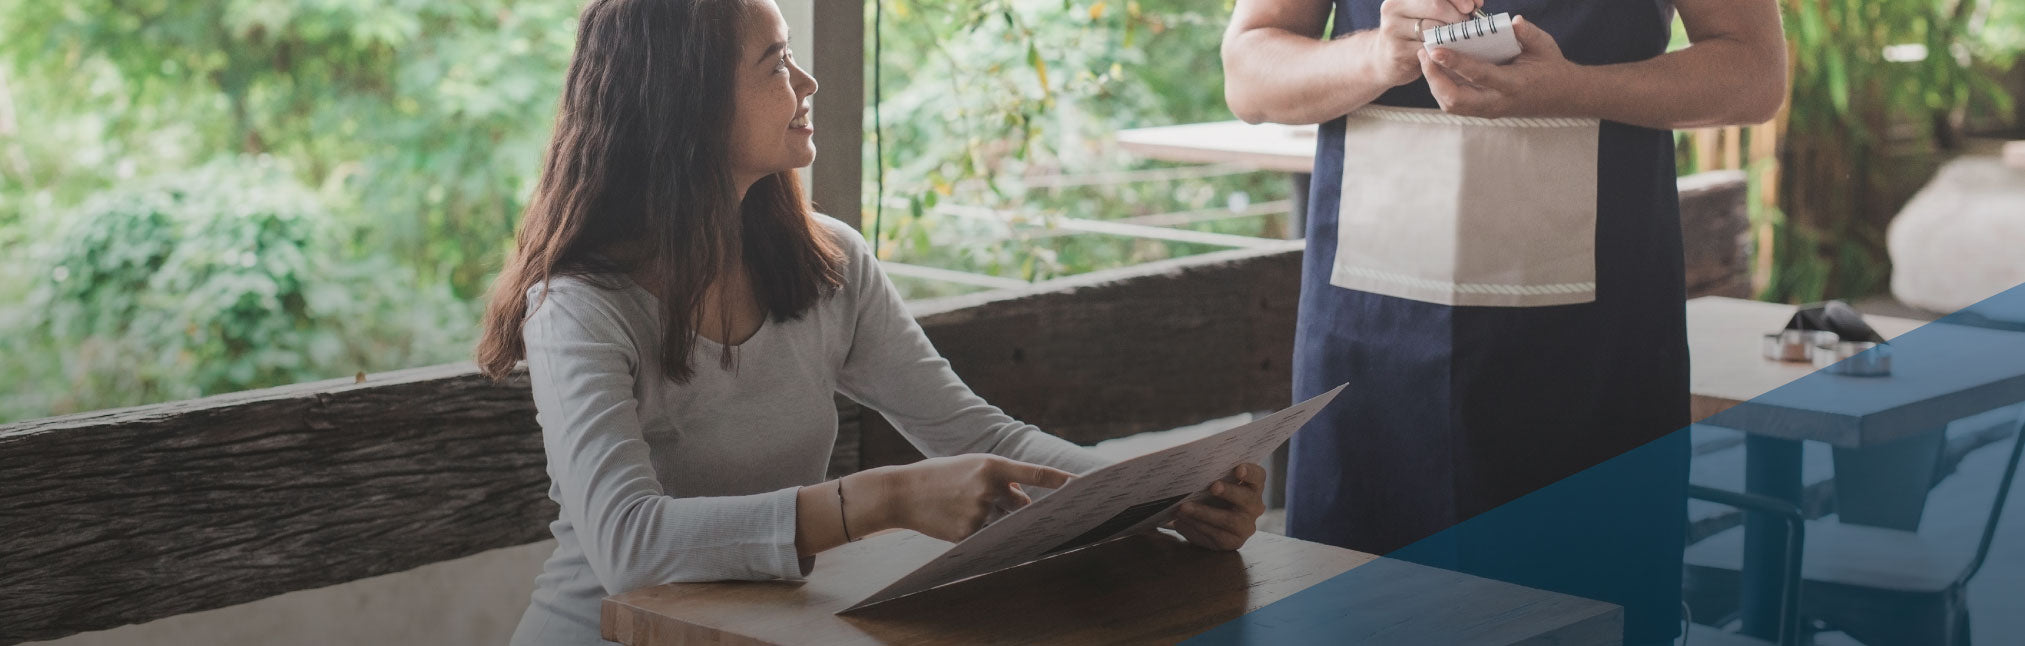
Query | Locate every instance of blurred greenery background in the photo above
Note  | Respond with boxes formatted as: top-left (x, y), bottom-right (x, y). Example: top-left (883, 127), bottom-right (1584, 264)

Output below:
top-left (0, 0), bottom-right (2020, 422)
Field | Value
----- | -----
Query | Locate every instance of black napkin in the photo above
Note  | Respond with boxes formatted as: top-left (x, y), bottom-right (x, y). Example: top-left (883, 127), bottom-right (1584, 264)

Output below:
top-left (1783, 300), bottom-right (1886, 344)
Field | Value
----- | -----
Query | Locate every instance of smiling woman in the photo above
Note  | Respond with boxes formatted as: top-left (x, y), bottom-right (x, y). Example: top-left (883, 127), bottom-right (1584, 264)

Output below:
top-left (476, 0), bottom-right (839, 387)
top-left (729, 13), bottom-right (820, 191)
top-left (471, 1), bottom-right (1268, 644)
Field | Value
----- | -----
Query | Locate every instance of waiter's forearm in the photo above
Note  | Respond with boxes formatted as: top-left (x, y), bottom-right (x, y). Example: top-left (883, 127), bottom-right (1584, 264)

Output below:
top-left (1560, 36), bottom-right (1786, 130)
top-left (1223, 29), bottom-right (1396, 125)
top-left (1553, 0), bottom-right (1786, 130)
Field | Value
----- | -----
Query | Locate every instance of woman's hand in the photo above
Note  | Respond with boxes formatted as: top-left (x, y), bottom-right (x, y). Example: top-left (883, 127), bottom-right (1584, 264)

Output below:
top-left (1419, 16), bottom-right (1581, 119)
top-left (1367, 0), bottom-right (1481, 87)
top-left (1168, 463), bottom-right (1268, 551)
top-left (870, 455), bottom-right (1076, 543)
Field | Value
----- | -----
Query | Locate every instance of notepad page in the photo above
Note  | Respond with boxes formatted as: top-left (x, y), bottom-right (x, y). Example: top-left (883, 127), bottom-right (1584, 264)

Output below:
top-left (1422, 13), bottom-right (1521, 65)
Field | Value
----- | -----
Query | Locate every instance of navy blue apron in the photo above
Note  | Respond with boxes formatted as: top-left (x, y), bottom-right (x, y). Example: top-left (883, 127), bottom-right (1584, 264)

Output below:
top-left (1287, 2), bottom-right (1691, 643)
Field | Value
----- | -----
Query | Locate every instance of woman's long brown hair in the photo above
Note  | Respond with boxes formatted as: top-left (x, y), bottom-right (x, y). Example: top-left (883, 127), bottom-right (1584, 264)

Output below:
top-left (477, 0), bottom-right (845, 384)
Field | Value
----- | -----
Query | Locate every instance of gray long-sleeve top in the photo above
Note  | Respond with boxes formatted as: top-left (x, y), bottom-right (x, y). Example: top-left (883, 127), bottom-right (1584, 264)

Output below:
top-left (509, 214), bottom-right (1110, 646)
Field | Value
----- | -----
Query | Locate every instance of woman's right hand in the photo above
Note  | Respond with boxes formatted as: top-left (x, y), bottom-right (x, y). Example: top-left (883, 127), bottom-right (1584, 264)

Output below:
top-left (869, 455), bottom-right (1076, 543)
top-left (1368, 0), bottom-right (1480, 87)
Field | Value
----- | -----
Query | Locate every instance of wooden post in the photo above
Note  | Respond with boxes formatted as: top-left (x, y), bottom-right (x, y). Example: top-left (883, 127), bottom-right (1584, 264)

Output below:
top-left (808, 0), bottom-right (865, 229)
top-left (1722, 125), bottom-right (1743, 170)
top-left (1694, 128), bottom-right (1721, 173)
top-left (1751, 96), bottom-right (1792, 297)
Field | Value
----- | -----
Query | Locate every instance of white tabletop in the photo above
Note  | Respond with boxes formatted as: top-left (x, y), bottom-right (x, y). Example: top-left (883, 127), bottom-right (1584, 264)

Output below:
top-left (1689, 296), bottom-right (2025, 447)
top-left (1115, 120), bottom-right (1319, 174)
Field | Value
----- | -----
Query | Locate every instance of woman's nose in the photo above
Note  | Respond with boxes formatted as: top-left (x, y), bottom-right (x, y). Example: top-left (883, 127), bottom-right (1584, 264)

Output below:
top-left (795, 64), bottom-right (818, 98)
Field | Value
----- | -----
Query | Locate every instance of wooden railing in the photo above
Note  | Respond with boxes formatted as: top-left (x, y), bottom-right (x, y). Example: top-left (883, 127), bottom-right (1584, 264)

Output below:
top-left (0, 173), bottom-right (1748, 644)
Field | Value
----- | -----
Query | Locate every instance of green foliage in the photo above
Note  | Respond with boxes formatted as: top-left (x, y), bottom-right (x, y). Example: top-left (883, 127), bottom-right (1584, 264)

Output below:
top-left (0, 0), bottom-right (575, 296)
top-left (1764, 0), bottom-right (2020, 303)
top-left (17, 157), bottom-right (471, 416)
top-left (0, 0), bottom-right (1288, 420)
top-left (1981, 0), bottom-right (2025, 56)
top-left (867, 0), bottom-right (1287, 283)
top-left (0, 0), bottom-right (567, 421)
top-left (1780, 0), bottom-right (2011, 144)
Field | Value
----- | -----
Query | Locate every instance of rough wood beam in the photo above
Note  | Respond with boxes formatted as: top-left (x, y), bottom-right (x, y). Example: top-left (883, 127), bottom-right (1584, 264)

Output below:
top-left (856, 241), bottom-right (1306, 469)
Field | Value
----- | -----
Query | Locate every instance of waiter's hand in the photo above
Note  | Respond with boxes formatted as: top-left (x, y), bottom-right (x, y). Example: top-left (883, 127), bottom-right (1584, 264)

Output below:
top-left (1166, 463), bottom-right (1268, 551)
top-left (1419, 16), bottom-right (1579, 118)
top-left (1370, 0), bottom-right (1481, 87)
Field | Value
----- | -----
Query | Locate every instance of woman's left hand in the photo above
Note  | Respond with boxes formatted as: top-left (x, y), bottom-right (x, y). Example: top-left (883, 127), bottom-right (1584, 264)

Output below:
top-left (1418, 16), bottom-right (1583, 119)
top-left (1169, 463), bottom-right (1267, 551)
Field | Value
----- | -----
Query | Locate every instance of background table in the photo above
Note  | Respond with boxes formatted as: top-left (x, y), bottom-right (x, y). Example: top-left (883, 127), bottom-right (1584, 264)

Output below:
top-left (603, 529), bottom-right (1622, 645)
top-left (1687, 295), bottom-right (2025, 639)
top-left (1114, 120), bottom-right (1319, 174)
top-left (1689, 296), bottom-right (1926, 425)
top-left (1116, 120), bottom-right (1319, 241)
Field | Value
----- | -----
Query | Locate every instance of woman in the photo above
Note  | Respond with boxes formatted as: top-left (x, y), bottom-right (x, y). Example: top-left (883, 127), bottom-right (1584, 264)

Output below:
top-left (1222, 0), bottom-right (1785, 644)
top-left (477, 1), bottom-right (1268, 644)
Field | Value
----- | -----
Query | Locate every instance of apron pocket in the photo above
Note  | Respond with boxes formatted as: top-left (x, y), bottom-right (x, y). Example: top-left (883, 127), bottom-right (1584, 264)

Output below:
top-left (1328, 106), bottom-right (1600, 307)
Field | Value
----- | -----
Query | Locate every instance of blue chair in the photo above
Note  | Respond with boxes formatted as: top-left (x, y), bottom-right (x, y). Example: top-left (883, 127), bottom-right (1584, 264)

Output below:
top-left (1684, 413), bottom-right (2025, 646)
top-left (1683, 484), bottom-right (1806, 646)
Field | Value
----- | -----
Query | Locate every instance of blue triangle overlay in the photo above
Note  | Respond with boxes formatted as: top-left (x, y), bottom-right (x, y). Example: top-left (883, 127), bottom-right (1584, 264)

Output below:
top-left (1189, 282), bottom-right (2025, 645)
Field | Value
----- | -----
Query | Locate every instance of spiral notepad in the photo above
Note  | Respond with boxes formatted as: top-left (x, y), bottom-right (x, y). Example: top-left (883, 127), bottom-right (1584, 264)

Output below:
top-left (1422, 12), bottom-right (1521, 65)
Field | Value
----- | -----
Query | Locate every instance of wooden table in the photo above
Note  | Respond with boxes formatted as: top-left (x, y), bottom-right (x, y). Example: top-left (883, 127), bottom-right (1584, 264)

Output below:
top-left (1114, 120), bottom-right (1319, 174)
top-left (603, 529), bottom-right (1621, 645)
top-left (1686, 295), bottom-right (2025, 639)
top-left (1689, 296), bottom-right (1927, 427)
top-left (1116, 120), bottom-right (1319, 244)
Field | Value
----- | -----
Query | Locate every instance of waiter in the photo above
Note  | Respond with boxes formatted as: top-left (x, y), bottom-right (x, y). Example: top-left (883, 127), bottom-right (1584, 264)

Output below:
top-left (1223, 1), bottom-right (1785, 644)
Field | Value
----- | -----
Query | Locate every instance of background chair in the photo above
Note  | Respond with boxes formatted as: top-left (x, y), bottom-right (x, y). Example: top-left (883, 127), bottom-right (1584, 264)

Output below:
top-left (1684, 411), bottom-right (2025, 646)
top-left (1684, 484), bottom-right (1806, 646)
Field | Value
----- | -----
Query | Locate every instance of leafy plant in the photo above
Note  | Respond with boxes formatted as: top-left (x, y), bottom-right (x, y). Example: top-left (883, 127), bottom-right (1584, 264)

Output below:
top-left (866, 0), bottom-right (1288, 283)
top-left (19, 157), bottom-right (471, 418)
top-left (1763, 0), bottom-right (2018, 302)
top-left (0, 0), bottom-right (576, 297)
